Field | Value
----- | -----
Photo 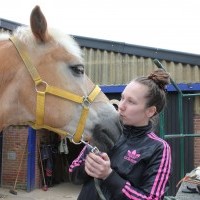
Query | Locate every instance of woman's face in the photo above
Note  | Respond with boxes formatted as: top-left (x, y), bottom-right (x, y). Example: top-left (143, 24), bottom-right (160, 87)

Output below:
top-left (118, 81), bottom-right (154, 127)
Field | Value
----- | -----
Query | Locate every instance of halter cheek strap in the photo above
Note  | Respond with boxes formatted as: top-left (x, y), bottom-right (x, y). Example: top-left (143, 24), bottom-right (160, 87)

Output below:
top-left (9, 36), bottom-right (101, 143)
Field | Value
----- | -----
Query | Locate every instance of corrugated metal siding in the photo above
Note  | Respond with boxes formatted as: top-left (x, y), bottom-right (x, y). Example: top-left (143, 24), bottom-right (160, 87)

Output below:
top-left (194, 97), bottom-right (200, 114)
top-left (83, 48), bottom-right (156, 84)
top-left (82, 47), bottom-right (200, 85)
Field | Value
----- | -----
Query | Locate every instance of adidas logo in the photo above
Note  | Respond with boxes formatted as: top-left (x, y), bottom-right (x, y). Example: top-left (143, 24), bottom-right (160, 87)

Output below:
top-left (124, 150), bottom-right (140, 164)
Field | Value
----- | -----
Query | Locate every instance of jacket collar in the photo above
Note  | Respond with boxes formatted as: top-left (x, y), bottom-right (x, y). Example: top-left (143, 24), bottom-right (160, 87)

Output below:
top-left (123, 122), bottom-right (152, 138)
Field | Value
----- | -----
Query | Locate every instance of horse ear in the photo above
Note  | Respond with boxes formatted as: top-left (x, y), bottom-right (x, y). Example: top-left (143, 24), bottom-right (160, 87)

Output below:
top-left (30, 5), bottom-right (49, 42)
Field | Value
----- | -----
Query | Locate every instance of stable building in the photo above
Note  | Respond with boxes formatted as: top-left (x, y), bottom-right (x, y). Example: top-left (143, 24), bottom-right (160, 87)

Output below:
top-left (0, 18), bottom-right (200, 196)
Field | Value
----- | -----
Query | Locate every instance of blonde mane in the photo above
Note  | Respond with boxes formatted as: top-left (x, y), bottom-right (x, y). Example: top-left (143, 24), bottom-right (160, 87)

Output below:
top-left (0, 26), bottom-right (83, 62)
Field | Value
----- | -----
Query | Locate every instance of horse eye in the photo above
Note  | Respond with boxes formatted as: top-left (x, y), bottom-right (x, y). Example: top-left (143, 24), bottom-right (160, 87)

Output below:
top-left (70, 64), bottom-right (84, 76)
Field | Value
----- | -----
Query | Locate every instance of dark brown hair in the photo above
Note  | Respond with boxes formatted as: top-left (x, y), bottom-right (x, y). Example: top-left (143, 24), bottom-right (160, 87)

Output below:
top-left (135, 69), bottom-right (170, 114)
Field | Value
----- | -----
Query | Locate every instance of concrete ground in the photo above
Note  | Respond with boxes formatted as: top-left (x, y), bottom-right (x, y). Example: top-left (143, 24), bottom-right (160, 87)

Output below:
top-left (0, 183), bottom-right (82, 200)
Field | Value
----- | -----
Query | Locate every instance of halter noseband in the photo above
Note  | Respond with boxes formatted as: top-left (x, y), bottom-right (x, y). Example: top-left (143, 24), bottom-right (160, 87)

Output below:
top-left (9, 36), bottom-right (101, 143)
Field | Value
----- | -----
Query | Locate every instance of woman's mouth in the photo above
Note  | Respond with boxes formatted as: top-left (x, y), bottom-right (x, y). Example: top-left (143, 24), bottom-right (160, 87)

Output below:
top-left (119, 114), bottom-right (125, 120)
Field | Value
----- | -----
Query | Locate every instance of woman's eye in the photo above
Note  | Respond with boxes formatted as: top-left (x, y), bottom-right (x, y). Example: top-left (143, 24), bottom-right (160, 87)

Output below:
top-left (128, 99), bottom-right (135, 104)
top-left (70, 64), bottom-right (84, 76)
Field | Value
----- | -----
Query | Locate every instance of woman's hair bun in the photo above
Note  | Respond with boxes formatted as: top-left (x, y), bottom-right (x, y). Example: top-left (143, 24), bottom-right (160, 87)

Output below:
top-left (148, 69), bottom-right (170, 90)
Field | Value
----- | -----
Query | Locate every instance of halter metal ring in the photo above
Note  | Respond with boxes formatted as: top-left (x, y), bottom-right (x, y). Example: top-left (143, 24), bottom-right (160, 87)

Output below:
top-left (71, 137), bottom-right (83, 145)
top-left (35, 81), bottom-right (48, 94)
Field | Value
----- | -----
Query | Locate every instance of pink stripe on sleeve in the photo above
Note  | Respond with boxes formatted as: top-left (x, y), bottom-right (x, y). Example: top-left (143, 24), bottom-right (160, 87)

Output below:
top-left (148, 133), bottom-right (171, 198)
top-left (69, 145), bottom-right (87, 172)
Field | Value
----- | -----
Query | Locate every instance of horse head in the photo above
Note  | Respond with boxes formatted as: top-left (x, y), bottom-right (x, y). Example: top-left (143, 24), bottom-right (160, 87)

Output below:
top-left (0, 6), bottom-right (122, 152)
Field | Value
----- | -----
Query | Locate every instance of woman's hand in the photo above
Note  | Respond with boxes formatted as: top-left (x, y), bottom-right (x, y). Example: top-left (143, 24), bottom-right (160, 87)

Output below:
top-left (85, 152), bottom-right (112, 180)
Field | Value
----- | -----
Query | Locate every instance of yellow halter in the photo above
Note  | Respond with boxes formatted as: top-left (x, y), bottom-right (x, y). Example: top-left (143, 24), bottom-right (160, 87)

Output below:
top-left (10, 36), bottom-right (101, 143)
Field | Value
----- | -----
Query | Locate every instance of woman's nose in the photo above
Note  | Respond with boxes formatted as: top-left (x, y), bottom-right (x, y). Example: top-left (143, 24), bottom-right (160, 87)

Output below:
top-left (118, 100), bottom-right (125, 111)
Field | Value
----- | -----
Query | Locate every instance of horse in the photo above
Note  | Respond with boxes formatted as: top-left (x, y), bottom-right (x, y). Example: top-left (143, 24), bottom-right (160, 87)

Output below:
top-left (0, 6), bottom-right (122, 153)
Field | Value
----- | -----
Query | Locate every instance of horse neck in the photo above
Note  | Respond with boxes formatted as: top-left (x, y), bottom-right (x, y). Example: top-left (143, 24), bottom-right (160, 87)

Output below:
top-left (0, 40), bottom-right (30, 130)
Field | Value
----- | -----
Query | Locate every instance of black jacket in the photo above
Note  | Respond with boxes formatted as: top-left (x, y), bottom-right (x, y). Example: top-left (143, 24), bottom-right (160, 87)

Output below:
top-left (69, 124), bottom-right (171, 200)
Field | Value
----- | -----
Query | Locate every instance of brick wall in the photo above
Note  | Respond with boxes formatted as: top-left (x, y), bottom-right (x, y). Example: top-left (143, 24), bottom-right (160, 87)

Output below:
top-left (194, 114), bottom-right (200, 167)
top-left (1, 126), bottom-right (45, 189)
top-left (2, 126), bottom-right (28, 189)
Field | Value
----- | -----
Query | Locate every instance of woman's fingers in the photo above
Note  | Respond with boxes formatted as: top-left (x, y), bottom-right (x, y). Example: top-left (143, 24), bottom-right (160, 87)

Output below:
top-left (85, 152), bottom-right (112, 179)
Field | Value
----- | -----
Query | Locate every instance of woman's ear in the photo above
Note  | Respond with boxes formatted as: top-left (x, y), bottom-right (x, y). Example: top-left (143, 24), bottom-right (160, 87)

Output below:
top-left (146, 106), bottom-right (157, 118)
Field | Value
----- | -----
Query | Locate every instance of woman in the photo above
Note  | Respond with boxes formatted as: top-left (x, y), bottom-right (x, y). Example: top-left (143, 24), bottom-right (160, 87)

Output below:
top-left (69, 69), bottom-right (172, 200)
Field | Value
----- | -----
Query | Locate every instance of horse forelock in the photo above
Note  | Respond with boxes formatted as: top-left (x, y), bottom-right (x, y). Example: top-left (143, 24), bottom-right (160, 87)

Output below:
top-left (12, 26), bottom-right (39, 48)
top-left (48, 28), bottom-right (83, 62)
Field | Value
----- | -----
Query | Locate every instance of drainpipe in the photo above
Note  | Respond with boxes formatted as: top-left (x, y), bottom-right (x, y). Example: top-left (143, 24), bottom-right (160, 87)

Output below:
top-left (27, 127), bottom-right (36, 192)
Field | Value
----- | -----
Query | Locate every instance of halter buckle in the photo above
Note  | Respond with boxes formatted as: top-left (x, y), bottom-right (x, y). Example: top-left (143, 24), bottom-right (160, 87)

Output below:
top-left (80, 139), bottom-right (100, 155)
top-left (82, 96), bottom-right (91, 108)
